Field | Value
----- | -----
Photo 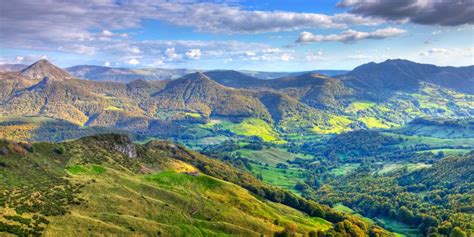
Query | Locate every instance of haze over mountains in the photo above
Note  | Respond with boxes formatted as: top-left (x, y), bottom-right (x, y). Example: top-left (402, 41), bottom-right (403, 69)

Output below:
top-left (1, 63), bottom-right (348, 82)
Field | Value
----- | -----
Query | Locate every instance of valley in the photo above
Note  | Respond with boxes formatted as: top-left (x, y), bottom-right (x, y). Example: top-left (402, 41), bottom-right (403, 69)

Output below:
top-left (2, 1), bottom-right (473, 236)
top-left (0, 59), bottom-right (472, 237)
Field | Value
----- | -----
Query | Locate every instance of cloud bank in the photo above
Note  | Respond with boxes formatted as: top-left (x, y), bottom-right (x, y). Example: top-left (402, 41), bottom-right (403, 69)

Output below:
top-left (338, 0), bottom-right (474, 26)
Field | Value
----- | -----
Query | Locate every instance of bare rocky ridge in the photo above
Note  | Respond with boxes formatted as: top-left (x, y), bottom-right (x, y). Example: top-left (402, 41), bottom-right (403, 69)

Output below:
top-left (20, 59), bottom-right (74, 81)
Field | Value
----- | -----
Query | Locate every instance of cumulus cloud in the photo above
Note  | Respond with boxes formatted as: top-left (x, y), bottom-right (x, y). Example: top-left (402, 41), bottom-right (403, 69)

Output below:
top-left (338, 0), bottom-right (474, 26)
top-left (185, 49), bottom-right (202, 59)
top-left (297, 27), bottom-right (406, 43)
top-left (164, 47), bottom-right (181, 60)
top-left (127, 58), bottom-right (140, 65)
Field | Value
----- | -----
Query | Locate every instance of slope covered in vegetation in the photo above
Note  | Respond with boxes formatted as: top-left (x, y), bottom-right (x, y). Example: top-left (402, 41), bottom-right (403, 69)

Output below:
top-left (0, 134), bottom-right (392, 236)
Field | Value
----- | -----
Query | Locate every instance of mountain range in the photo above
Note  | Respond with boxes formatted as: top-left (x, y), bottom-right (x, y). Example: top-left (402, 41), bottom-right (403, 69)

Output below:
top-left (0, 59), bottom-right (472, 142)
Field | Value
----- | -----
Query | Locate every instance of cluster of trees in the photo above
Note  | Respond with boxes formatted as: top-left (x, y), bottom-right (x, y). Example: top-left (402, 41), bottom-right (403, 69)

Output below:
top-left (310, 154), bottom-right (473, 236)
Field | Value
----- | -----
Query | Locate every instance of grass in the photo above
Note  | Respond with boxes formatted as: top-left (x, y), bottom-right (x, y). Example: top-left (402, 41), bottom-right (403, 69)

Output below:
top-left (376, 163), bottom-right (431, 175)
top-left (384, 132), bottom-right (474, 149)
top-left (375, 217), bottom-right (422, 237)
top-left (105, 106), bottom-right (123, 111)
top-left (237, 148), bottom-right (312, 166)
top-left (332, 204), bottom-right (374, 225)
top-left (144, 171), bottom-right (222, 190)
top-left (0, 135), bottom-right (334, 236)
top-left (50, 167), bottom-right (331, 236)
top-left (312, 115), bottom-right (353, 134)
top-left (221, 118), bottom-right (282, 143)
top-left (328, 164), bottom-right (360, 176)
top-left (415, 148), bottom-right (471, 155)
top-left (250, 163), bottom-right (305, 193)
top-left (184, 112), bottom-right (202, 118)
top-left (66, 165), bottom-right (107, 175)
top-left (345, 100), bottom-right (377, 113)
top-left (358, 116), bottom-right (390, 129)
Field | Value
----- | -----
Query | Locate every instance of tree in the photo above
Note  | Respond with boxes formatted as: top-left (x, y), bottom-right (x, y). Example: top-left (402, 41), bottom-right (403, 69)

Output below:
top-left (398, 206), bottom-right (414, 223)
top-left (450, 227), bottom-right (467, 237)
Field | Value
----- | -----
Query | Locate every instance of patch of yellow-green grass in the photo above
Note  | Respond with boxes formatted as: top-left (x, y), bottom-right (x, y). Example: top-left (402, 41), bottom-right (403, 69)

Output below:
top-left (225, 118), bottom-right (282, 143)
top-left (250, 163), bottom-right (305, 193)
top-left (376, 105), bottom-right (391, 112)
top-left (332, 203), bottom-right (355, 214)
top-left (375, 217), bottom-right (422, 237)
top-left (358, 116), bottom-right (390, 129)
top-left (415, 148), bottom-right (471, 155)
top-left (97, 94), bottom-right (119, 100)
top-left (345, 100), bottom-right (377, 113)
top-left (46, 167), bottom-right (331, 236)
top-left (105, 105), bottom-right (123, 111)
top-left (332, 204), bottom-right (375, 225)
top-left (66, 165), bottom-right (106, 175)
top-left (238, 148), bottom-right (312, 166)
top-left (376, 163), bottom-right (431, 175)
top-left (312, 115), bottom-right (353, 134)
top-left (184, 112), bottom-right (201, 118)
top-left (200, 119), bottom-right (222, 129)
top-left (328, 164), bottom-right (360, 176)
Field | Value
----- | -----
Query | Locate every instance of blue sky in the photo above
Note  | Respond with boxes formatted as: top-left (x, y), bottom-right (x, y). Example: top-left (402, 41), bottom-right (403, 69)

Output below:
top-left (1, 0), bottom-right (473, 71)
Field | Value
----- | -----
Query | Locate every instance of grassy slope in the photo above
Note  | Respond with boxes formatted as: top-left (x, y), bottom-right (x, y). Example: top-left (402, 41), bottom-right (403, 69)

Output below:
top-left (1, 134), bottom-right (359, 236)
top-left (46, 169), bottom-right (331, 236)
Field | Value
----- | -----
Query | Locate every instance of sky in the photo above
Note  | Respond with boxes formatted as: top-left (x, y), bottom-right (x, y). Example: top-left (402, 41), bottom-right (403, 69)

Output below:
top-left (0, 0), bottom-right (473, 71)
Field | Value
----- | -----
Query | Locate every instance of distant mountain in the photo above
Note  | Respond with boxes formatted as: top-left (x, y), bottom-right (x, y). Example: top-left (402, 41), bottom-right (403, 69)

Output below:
top-left (147, 72), bottom-right (271, 121)
top-left (240, 70), bottom-right (349, 79)
top-left (67, 65), bottom-right (349, 82)
top-left (204, 70), bottom-right (263, 88)
top-left (67, 65), bottom-right (197, 83)
top-left (21, 59), bottom-right (74, 81)
top-left (340, 59), bottom-right (474, 95)
top-left (0, 61), bottom-right (330, 138)
top-left (0, 59), bottom-right (472, 140)
top-left (204, 71), bottom-right (353, 110)
top-left (0, 63), bottom-right (27, 72)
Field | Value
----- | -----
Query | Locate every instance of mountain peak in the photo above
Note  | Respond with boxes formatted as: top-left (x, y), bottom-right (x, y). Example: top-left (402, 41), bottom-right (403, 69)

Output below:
top-left (181, 72), bottom-right (213, 82)
top-left (20, 59), bottom-right (74, 81)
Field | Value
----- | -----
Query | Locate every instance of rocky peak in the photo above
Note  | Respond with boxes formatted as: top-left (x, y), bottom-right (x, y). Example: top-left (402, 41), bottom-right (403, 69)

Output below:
top-left (21, 59), bottom-right (74, 81)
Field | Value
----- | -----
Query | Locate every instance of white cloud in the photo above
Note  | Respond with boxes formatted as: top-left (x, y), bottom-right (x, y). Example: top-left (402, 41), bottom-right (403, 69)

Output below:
top-left (127, 58), bottom-right (140, 65)
top-left (279, 53), bottom-right (294, 62)
top-left (185, 48), bottom-right (202, 59)
top-left (262, 48), bottom-right (282, 53)
top-left (101, 30), bottom-right (114, 37)
top-left (297, 27), bottom-right (406, 43)
top-left (15, 56), bottom-right (24, 63)
top-left (164, 47), bottom-right (181, 60)
top-left (104, 61), bottom-right (111, 67)
top-left (245, 51), bottom-right (257, 56)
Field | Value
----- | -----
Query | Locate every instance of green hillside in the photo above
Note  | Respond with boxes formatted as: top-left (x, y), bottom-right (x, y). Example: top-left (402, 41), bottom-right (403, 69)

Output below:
top-left (0, 134), bottom-right (393, 236)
